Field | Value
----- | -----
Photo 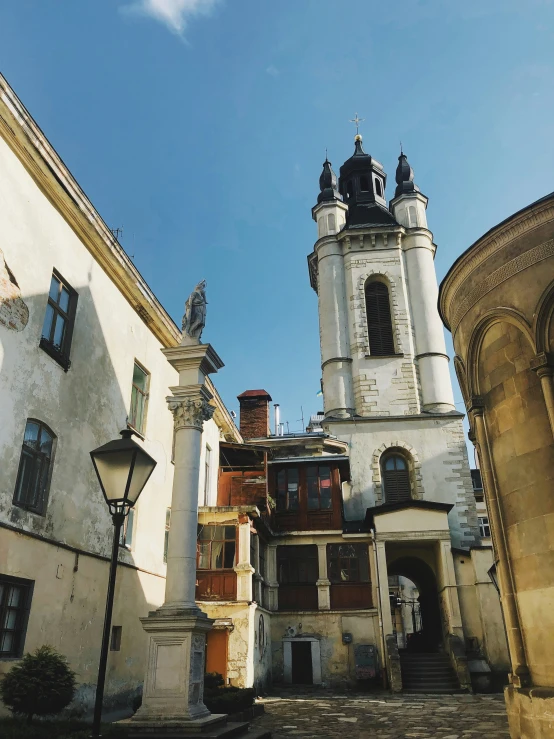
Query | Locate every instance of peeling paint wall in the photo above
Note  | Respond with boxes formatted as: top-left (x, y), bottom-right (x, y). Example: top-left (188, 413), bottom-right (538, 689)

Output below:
top-left (270, 610), bottom-right (379, 687)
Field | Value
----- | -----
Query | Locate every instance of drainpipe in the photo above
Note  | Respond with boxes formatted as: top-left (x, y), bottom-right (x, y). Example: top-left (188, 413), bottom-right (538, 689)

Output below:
top-left (371, 528), bottom-right (388, 689)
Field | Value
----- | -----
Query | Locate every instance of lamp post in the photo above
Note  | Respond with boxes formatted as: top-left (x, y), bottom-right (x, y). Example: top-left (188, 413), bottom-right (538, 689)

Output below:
top-left (89, 429), bottom-right (157, 738)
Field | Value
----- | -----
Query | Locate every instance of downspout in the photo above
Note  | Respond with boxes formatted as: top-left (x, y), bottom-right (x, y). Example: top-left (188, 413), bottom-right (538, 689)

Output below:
top-left (371, 528), bottom-right (388, 689)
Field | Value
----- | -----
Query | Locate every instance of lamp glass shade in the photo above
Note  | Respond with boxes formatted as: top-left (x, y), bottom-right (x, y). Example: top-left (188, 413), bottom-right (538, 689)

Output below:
top-left (90, 431), bottom-right (157, 511)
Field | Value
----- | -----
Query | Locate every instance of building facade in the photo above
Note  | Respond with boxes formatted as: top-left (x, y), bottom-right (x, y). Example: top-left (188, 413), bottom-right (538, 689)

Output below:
top-left (439, 191), bottom-right (554, 737)
top-left (0, 73), bottom-right (239, 715)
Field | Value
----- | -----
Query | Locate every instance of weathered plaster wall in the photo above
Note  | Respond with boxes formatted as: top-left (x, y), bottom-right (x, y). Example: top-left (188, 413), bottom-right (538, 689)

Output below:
top-left (0, 530), bottom-right (165, 716)
top-left (325, 417), bottom-right (479, 549)
top-left (453, 548), bottom-right (510, 672)
top-left (270, 610), bottom-right (379, 687)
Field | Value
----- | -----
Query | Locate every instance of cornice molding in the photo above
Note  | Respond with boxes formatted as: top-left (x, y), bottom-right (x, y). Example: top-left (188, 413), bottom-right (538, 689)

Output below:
top-left (440, 198), bottom-right (554, 329)
top-left (0, 73), bottom-right (180, 348)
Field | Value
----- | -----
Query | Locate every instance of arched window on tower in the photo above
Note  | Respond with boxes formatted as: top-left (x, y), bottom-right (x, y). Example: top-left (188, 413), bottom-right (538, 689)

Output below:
top-left (365, 280), bottom-right (395, 355)
top-left (381, 451), bottom-right (412, 504)
top-left (374, 178), bottom-right (384, 198)
top-left (408, 205), bottom-right (418, 227)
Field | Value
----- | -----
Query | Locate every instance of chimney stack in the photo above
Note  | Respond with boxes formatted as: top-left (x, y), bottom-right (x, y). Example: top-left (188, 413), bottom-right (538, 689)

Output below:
top-left (237, 390), bottom-right (272, 439)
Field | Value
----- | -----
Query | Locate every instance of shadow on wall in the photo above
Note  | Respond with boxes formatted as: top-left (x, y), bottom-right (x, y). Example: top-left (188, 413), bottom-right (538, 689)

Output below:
top-left (0, 280), bottom-right (166, 717)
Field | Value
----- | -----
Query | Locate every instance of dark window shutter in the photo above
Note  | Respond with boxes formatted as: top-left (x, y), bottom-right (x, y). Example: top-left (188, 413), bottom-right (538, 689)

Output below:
top-left (365, 282), bottom-right (395, 356)
top-left (382, 454), bottom-right (411, 504)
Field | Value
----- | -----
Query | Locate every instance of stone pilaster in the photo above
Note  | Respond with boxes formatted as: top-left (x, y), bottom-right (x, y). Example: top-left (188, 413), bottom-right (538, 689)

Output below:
top-left (234, 518), bottom-right (255, 601)
top-left (266, 544), bottom-right (279, 611)
top-left (316, 543), bottom-right (331, 610)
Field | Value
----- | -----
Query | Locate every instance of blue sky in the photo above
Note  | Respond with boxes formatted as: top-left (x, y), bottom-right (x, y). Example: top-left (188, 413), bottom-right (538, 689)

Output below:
top-left (2, 0), bottom-right (554, 435)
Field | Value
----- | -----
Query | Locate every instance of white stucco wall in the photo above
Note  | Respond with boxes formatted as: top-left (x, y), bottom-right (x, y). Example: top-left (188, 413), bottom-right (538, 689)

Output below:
top-left (0, 131), bottom-right (222, 712)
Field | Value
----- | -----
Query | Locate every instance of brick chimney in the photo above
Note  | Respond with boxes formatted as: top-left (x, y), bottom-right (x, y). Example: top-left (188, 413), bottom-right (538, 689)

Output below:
top-left (237, 390), bottom-right (272, 439)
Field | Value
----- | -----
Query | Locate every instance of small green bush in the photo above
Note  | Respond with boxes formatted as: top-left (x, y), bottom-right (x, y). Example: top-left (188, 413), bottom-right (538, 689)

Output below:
top-left (0, 645), bottom-right (76, 724)
top-left (203, 672), bottom-right (255, 715)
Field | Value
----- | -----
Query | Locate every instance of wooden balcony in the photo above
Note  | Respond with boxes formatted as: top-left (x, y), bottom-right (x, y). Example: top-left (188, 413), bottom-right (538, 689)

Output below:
top-left (196, 570), bottom-right (237, 601)
top-left (278, 584), bottom-right (318, 611)
top-left (330, 583), bottom-right (372, 610)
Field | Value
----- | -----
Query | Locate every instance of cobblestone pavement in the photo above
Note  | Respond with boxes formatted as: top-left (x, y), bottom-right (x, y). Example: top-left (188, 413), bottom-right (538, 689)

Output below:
top-left (255, 691), bottom-right (510, 739)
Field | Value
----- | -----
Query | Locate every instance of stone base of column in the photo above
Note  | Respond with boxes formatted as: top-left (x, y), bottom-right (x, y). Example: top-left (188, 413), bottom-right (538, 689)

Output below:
top-left (130, 608), bottom-right (218, 731)
top-left (504, 684), bottom-right (554, 739)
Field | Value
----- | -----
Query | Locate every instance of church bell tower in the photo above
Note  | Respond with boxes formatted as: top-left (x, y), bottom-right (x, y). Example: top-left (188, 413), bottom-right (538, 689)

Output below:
top-left (309, 135), bottom-right (455, 418)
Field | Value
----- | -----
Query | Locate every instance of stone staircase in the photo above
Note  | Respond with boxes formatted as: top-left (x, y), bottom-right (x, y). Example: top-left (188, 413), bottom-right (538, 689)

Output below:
top-left (399, 651), bottom-right (461, 693)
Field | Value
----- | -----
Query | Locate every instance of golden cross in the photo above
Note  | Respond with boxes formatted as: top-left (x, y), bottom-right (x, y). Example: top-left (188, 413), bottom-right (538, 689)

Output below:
top-left (349, 112), bottom-right (365, 135)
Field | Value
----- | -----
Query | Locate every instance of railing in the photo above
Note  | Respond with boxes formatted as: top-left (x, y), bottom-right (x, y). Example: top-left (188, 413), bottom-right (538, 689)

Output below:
top-left (196, 570), bottom-right (237, 601)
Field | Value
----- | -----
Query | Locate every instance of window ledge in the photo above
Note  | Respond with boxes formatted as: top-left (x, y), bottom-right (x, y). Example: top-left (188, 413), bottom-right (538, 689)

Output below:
top-left (12, 501), bottom-right (46, 517)
top-left (364, 353), bottom-right (404, 359)
top-left (39, 337), bottom-right (71, 371)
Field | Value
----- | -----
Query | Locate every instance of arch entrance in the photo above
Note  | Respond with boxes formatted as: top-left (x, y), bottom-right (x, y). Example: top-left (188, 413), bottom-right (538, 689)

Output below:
top-left (387, 555), bottom-right (442, 652)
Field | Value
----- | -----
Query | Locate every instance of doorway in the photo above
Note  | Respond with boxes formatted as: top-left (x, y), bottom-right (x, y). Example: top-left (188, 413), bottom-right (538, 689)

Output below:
top-left (206, 629), bottom-right (228, 680)
top-left (291, 641), bottom-right (313, 684)
top-left (387, 556), bottom-right (442, 652)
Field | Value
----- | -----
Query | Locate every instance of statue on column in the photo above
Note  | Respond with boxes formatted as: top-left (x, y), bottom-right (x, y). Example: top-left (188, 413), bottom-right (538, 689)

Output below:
top-left (181, 280), bottom-right (207, 345)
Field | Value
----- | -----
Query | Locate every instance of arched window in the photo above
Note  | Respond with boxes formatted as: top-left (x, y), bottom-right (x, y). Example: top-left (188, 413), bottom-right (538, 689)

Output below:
top-left (13, 420), bottom-right (56, 515)
top-left (375, 178), bottom-right (384, 198)
top-left (360, 176), bottom-right (370, 192)
top-left (408, 205), bottom-right (418, 227)
top-left (327, 213), bottom-right (336, 233)
top-left (381, 452), bottom-right (411, 504)
top-left (365, 281), bottom-right (395, 355)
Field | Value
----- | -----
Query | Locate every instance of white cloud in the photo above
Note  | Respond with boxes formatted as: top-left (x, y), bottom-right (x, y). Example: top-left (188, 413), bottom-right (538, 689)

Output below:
top-left (121, 0), bottom-right (221, 35)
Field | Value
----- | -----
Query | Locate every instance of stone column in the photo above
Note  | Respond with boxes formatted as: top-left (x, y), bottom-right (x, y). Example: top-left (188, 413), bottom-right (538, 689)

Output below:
top-left (266, 544), bottom-right (279, 611)
top-left (316, 543), bottom-right (331, 610)
top-left (469, 399), bottom-right (530, 688)
top-left (437, 539), bottom-right (464, 640)
top-left (235, 516), bottom-right (255, 601)
top-left (131, 343), bottom-right (225, 731)
top-left (531, 353), bottom-right (554, 438)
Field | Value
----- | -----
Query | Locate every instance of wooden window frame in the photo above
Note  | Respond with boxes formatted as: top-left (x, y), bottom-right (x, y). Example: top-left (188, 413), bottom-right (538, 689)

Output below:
top-left (197, 525), bottom-right (237, 571)
top-left (39, 269), bottom-right (78, 372)
top-left (277, 545), bottom-right (318, 585)
top-left (13, 419), bottom-right (56, 516)
top-left (478, 516), bottom-right (490, 538)
top-left (128, 360), bottom-right (150, 436)
top-left (163, 507), bottom-right (171, 564)
top-left (277, 545), bottom-right (319, 611)
top-left (327, 544), bottom-right (370, 584)
top-left (381, 450), bottom-right (412, 504)
top-left (276, 467), bottom-right (300, 512)
top-left (271, 463), bottom-right (342, 531)
top-left (327, 544), bottom-right (372, 610)
top-left (0, 575), bottom-right (34, 659)
top-left (365, 279), bottom-right (395, 357)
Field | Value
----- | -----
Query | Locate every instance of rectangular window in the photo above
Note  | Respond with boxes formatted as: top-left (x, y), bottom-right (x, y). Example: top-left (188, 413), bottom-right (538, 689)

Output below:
top-left (197, 526), bottom-right (236, 570)
top-left (306, 465), bottom-right (332, 510)
top-left (129, 361), bottom-right (149, 435)
top-left (110, 625), bottom-right (122, 651)
top-left (0, 575), bottom-right (33, 658)
top-left (327, 544), bottom-right (370, 583)
top-left (276, 468), bottom-right (299, 511)
top-left (120, 508), bottom-right (135, 550)
top-left (277, 545), bottom-right (318, 584)
top-left (479, 516), bottom-right (490, 538)
top-left (163, 508), bottom-right (171, 564)
top-left (204, 446), bottom-right (212, 505)
top-left (13, 420), bottom-right (56, 515)
top-left (40, 271), bottom-right (77, 371)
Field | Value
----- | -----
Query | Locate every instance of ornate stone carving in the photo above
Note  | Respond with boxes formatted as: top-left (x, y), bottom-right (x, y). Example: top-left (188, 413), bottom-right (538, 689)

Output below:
top-left (168, 397), bottom-right (215, 429)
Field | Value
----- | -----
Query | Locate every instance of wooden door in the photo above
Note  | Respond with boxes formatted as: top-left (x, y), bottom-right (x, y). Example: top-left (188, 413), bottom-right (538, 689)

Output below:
top-left (206, 629), bottom-right (228, 680)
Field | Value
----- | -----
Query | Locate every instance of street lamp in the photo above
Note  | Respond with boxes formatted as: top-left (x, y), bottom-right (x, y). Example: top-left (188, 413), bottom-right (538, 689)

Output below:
top-left (89, 429), bottom-right (157, 738)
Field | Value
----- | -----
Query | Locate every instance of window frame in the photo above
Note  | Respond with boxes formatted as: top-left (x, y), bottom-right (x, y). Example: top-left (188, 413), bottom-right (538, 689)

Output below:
top-left (306, 464), bottom-right (332, 511)
top-left (128, 360), bottom-right (150, 436)
top-left (276, 467), bottom-right (300, 512)
top-left (327, 543), bottom-right (370, 584)
top-left (365, 279), bottom-right (395, 356)
top-left (381, 450), bottom-right (412, 505)
top-left (0, 575), bottom-right (34, 659)
top-left (13, 419), bottom-right (56, 516)
top-left (204, 445), bottom-right (212, 506)
top-left (39, 269), bottom-right (78, 372)
top-left (478, 516), bottom-right (490, 538)
top-left (163, 507), bottom-right (171, 564)
top-left (197, 525), bottom-right (237, 571)
top-left (277, 545), bottom-right (318, 585)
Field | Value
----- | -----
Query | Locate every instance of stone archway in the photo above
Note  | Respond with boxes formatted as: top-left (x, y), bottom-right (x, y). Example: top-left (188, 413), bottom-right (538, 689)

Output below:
top-left (387, 556), bottom-right (442, 652)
